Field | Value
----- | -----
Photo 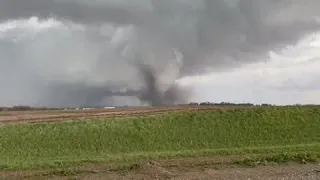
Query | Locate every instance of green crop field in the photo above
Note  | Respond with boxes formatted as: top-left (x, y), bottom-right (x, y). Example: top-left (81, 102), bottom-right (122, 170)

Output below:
top-left (0, 106), bottom-right (319, 170)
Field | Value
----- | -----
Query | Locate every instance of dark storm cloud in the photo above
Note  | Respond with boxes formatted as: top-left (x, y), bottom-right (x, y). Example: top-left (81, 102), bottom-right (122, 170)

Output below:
top-left (0, 0), bottom-right (319, 107)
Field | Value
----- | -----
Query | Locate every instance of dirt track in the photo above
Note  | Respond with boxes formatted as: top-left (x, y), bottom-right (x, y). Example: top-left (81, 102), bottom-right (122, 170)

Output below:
top-left (2, 159), bottom-right (319, 180)
top-left (0, 105), bottom-right (250, 124)
top-left (71, 162), bottom-right (320, 180)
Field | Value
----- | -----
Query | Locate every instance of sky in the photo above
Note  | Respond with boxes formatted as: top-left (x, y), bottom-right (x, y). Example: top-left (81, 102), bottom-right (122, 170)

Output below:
top-left (181, 33), bottom-right (320, 105)
top-left (0, 0), bottom-right (320, 107)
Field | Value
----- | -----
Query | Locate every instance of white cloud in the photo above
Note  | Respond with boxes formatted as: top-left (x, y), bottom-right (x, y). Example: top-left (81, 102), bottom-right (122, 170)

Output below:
top-left (180, 32), bottom-right (320, 105)
top-left (0, 17), bottom-right (62, 32)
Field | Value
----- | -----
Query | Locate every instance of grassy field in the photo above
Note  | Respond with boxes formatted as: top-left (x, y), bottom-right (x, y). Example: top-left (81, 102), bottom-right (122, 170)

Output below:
top-left (0, 106), bottom-right (319, 171)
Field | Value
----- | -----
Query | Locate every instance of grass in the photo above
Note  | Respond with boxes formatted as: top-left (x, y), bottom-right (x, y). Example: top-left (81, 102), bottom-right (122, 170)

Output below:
top-left (0, 106), bottom-right (319, 170)
top-left (236, 152), bottom-right (319, 167)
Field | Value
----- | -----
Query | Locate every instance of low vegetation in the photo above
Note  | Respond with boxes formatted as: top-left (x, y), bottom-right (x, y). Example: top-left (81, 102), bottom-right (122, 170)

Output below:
top-left (0, 106), bottom-right (319, 170)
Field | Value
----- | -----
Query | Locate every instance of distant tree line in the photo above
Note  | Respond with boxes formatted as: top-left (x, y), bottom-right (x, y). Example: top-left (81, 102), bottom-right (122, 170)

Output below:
top-left (188, 102), bottom-right (273, 106)
top-left (0, 106), bottom-right (62, 111)
top-left (188, 102), bottom-right (320, 107)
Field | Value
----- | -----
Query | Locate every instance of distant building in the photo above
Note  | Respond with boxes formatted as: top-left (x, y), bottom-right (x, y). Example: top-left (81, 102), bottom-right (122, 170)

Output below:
top-left (103, 106), bottom-right (115, 109)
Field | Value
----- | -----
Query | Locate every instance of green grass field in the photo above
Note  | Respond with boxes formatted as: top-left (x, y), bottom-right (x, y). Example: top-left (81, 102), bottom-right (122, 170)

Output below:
top-left (0, 106), bottom-right (319, 170)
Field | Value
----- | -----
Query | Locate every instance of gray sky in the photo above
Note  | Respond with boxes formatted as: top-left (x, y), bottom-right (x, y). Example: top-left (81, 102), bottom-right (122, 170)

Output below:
top-left (0, 0), bottom-right (320, 107)
top-left (183, 35), bottom-right (320, 105)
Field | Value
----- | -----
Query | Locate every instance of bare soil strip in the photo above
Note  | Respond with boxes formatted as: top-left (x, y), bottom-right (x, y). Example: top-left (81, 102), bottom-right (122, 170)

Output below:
top-left (1, 157), bottom-right (319, 180)
top-left (0, 106), bottom-right (251, 124)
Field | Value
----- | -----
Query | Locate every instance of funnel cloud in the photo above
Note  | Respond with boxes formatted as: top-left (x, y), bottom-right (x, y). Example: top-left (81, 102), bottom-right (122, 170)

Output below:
top-left (0, 0), bottom-right (319, 107)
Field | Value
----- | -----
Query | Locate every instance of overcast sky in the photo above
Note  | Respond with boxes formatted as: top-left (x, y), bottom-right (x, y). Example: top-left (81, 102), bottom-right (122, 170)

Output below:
top-left (0, 0), bottom-right (320, 106)
top-left (181, 33), bottom-right (320, 105)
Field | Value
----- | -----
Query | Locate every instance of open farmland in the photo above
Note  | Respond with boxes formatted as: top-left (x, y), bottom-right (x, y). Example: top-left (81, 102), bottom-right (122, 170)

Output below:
top-left (0, 105), bottom-right (319, 179)
top-left (0, 105), bottom-right (251, 123)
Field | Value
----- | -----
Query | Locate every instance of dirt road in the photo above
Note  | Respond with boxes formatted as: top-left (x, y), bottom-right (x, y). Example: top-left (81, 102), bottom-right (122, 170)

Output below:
top-left (2, 161), bottom-right (319, 180)
top-left (78, 163), bottom-right (320, 180)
